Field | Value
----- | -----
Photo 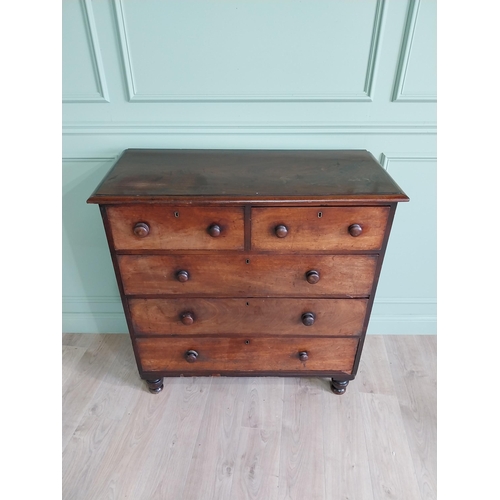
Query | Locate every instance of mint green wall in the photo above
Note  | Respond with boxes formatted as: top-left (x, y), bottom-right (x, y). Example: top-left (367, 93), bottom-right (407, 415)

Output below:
top-left (63, 0), bottom-right (436, 334)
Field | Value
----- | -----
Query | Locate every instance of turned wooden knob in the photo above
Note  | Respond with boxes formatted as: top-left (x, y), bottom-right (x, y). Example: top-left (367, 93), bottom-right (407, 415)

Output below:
top-left (176, 270), bottom-right (189, 282)
top-left (301, 312), bottom-right (315, 326)
top-left (305, 270), bottom-right (320, 284)
top-left (208, 223), bottom-right (221, 237)
top-left (180, 311), bottom-right (194, 325)
top-left (299, 351), bottom-right (309, 361)
top-left (275, 224), bottom-right (288, 238)
top-left (185, 350), bottom-right (198, 362)
top-left (348, 223), bottom-right (363, 237)
top-left (133, 222), bottom-right (149, 237)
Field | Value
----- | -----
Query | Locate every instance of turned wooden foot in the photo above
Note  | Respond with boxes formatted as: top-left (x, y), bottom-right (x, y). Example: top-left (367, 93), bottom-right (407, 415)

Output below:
top-left (330, 379), bottom-right (349, 395)
top-left (146, 378), bottom-right (164, 394)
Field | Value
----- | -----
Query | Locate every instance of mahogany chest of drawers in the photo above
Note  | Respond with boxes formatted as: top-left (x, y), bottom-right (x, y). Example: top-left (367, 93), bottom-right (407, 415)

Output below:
top-left (87, 149), bottom-right (408, 395)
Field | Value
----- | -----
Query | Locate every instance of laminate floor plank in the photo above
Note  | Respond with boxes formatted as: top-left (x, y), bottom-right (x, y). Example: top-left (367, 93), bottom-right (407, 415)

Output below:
top-left (240, 377), bottom-right (284, 430)
top-left (181, 377), bottom-right (246, 500)
top-left (278, 377), bottom-right (326, 500)
top-left (62, 333), bottom-right (101, 348)
top-left (130, 377), bottom-right (213, 500)
top-left (360, 392), bottom-right (423, 500)
top-left (384, 335), bottom-right (437, 500)
top-left (81, 335), bottom-right (142, 421)
top-left (62, 335), bottom-right (124, 450)
top-left (321, 382), bottom-right (375, 500)
top-left (62, 345), bottom-right (88, 394)
top-left (62, 332), bottom-right (103, 392)
top-left (78, 377), bottom-right (179, 500)
top-left (230, 377), bottom-right (285, 500)
top-left (63, 414), bottom-right (122, 500)
top-left (62, 334), bottom-right (436, 500)
top-left (62, 338), bottom-right (150, 499)
top-left (355, 335), bottom-right (396, 395)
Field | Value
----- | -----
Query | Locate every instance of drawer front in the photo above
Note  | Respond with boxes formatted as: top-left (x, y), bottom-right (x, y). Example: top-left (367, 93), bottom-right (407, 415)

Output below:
top-left (252, 206), bottom-right (390, 251)
top-left (129, 298), bottom-right (368, 336)
top-left (118, 254), bottom-right (378, 297)
top-left (106, 205), bottom-right (244, 250)
top-left (137, 337), bottom-right (358, 374)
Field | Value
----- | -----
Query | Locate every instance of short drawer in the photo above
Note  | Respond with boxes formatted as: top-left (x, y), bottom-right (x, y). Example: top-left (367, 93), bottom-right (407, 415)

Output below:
top-left (251, 206), bottom-right (390, 251)
top-left (136, 337), bottom-right (358, 374)
top-left (118, 254), bottom-right (378, 297)
top-left (106, 205), bottom-right (244, 250)
top-left (129, 298), bottom-right (368, 336)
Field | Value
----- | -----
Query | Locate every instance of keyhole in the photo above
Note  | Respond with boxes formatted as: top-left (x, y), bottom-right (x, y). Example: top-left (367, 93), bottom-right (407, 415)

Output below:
top-left (245, 340), bottom-right (250, 345)
top-left (246, 259), bottom-right (250, 264)
top-left (318, 211), bottom-right (323, 218)
top-left (174, 211), bottom-right (179, 218)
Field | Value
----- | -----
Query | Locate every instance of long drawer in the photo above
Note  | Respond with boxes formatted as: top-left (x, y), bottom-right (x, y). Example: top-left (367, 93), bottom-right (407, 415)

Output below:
top-left (107, 205), bottom-right (244, 250)
top-left (118, 254), bottom-right (378, 297)
top-left (252, 206), bottom-right (390, 251)
top-left (129, 298), bottom-right (368, 336)
top-left (136, 337), bottom-right (359, 374)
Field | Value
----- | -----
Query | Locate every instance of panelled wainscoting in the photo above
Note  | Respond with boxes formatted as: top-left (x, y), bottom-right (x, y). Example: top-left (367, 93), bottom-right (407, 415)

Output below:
top-left (62, 0), bottom-right (436, 334)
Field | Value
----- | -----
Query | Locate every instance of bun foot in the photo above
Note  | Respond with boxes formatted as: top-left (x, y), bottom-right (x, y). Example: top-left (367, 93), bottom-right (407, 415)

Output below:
top-left (330, 379), bottom-right (349, 395)
top-left (146, 378), bottom-right (164, 394)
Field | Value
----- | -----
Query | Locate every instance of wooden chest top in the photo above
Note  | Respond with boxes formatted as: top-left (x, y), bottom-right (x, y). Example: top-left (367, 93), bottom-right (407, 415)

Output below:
top-left (87, 149), bottom-right (409, 205)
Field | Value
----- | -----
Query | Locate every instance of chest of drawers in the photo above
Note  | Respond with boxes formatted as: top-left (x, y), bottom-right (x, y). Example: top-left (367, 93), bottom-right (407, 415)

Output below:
top-left (87, 149), bottom-right (408, 395)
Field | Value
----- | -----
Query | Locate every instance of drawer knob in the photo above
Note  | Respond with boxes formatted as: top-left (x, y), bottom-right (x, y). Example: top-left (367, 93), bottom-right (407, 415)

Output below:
top-left (301, 312), bottom-right (315, 326)
top-left (185, 350), bottom-right (198, 362)
top-left (305, 270), bottom-right (320, 284)
top-left (180, 311), bottom-right (194, 325)
top-left (299, 351), bottom-right (309, 362)
top-left (275, 224), bottom-right (288, 238)
top-left (208, 223), bottom-right (221, 237)
top-left (348, 223), bottom-right (363, 237)
top-left (133, 222), bottom-right (150, 238)
top-left (176, 270), bottom-right (190, 282)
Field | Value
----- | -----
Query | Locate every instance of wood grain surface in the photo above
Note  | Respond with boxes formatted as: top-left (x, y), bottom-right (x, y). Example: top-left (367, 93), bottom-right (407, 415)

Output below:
top-left (107, 205), bottom-right (244, 250)
top-left (118, 254), bottom-right (378, 297)
top-left (278, 377), bottom-right (327, 500)
top-left (136, 336), bottom-right (358, 374)
top-left (128, 297), bottom-right (368, 336)
top-left (252, 206), bottom-right (390, 251)
top-left (384, 335), bottom-right (437, 500)
top-left (87, 149), bottom-right (409, 204)
top-left (231, 376), bottom-right (284, 500)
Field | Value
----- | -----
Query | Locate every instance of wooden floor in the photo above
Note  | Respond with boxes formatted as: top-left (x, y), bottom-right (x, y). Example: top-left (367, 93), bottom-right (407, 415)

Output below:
top-left (62, 334), bottom-right (436, 500)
